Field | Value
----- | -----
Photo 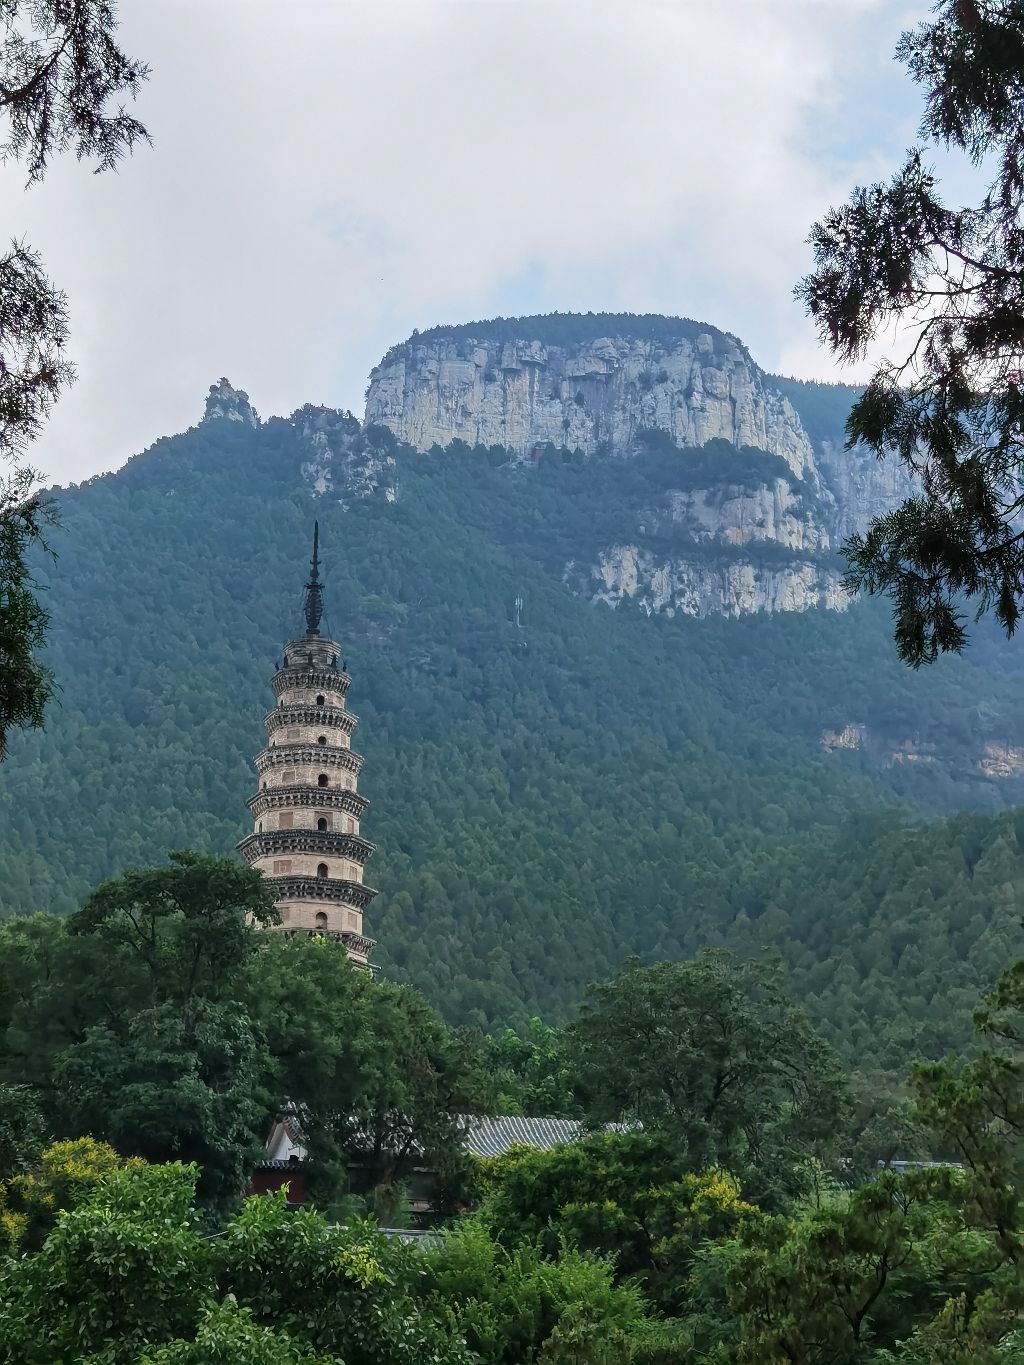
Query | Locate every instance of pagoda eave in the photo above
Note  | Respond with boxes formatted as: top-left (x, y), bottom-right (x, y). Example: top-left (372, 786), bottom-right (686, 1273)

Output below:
top-left (237, 830), bottom-right (375, 863)
top-left (272, 667), bottom-right (351, 699)
top-left (261, 873), bottom-right (378, 910)
top-left (255, 745), bottom-right (363, 777)
top-left (281, 927), bottom-right (376, 958)
top-left (264, 706), bottom-right (357, 736)
top-left (247, 786), bottom-right (369, 820)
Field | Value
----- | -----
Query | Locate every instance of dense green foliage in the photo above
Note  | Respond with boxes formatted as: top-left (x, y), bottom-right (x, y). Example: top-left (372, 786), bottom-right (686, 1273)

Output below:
top-left (473, 1131), bottom-right (759, 1318)
top-left (0, 855), bottom-right (488, 1216)
top-left (0, 1165), bottom-right (480, 1365)
top-left (1, 381), bottom-right (1023, 1052)
top-left (570, 954), bottom-right (848, 1205)
top-left (0, 870), bottom-right (1021, 1362)
top-left (462, 957), bottom-right (1024, 1362)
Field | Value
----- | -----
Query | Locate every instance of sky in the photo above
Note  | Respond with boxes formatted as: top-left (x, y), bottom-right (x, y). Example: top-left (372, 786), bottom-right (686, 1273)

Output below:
top-left (8, 0), bottom-right (932, 485)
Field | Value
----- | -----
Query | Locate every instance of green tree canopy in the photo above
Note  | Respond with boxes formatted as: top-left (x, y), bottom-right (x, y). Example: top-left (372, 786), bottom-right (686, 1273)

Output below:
top-left (569, 952), bottom-right (849, 1203)
top-left (476, 1129), bottom-right (760, 1316)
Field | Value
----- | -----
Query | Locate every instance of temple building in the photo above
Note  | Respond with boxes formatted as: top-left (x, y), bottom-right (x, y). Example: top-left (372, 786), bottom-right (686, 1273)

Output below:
top-left (238, 524), bottom-right (377, 965)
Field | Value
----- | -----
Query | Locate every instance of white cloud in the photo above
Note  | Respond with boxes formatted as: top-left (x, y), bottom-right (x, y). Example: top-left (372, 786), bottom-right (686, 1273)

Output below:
top-left (7, 0), bottom-right (926, 483)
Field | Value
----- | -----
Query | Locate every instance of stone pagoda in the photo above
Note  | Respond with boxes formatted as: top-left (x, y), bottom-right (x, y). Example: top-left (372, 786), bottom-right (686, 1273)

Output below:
top-left (238, 523), bottom-right (377, 965)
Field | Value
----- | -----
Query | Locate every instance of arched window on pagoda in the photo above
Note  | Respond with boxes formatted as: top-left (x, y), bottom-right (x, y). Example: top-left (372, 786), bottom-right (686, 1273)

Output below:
top-left (316, 863), bottom-right (328, 879)
top-left (317, 735), bottom-right (327, 745)
top-left (316, 694), bottom-right (325, 706)
top-left (318, 774), bottom-right (329, 787)
top-left (317, 817), bottom-right (328, 832)
top-left (315, 911), bottom-right (328, 932)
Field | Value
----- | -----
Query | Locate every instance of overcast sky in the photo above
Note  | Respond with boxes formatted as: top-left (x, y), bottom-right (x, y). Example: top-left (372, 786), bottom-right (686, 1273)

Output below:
top-left (10, 0), bottom-right (929, 485)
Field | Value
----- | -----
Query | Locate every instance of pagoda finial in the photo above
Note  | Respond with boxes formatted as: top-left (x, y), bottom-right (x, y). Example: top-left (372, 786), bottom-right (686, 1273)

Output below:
top-left (303, 521), bottom-right (324, 635)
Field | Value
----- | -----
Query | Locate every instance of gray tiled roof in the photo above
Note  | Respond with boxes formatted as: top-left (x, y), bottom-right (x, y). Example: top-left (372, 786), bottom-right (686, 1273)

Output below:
top-left (463, 1115), bottom-right (592, 1158)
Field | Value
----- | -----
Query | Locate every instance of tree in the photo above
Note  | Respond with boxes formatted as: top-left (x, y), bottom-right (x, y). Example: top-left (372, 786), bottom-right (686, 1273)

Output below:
top-left (799, 0), bottom-right (1024, 665)
top-left (5, 1135), bottom-right (130, 1250)
top-left (68, 850), bottom-right (280, 1008)
top-left (724, 961), bottom-right (1024, 1363)
top-left (417, 1213), bottom-right (664, 1365)
top-left (477, 1017), bottom-right (577, 1117)
top-left (0, 856), bottom-right (277, 1212)
top-left (476, 1129), bottom-right (760, 1316)
top-left (0, 476), bottom-right (55, 758)
top-left (0, 1162), bottom-right (205, 1365)
top-left (141, 1301), bottom-right (337, 1365)
top-left (52, 1000), bottom-right (267, 1211)
top-left (344, 981), bottom-right (487, 1193)
top-left (911, 957), bottom-right (1024, 1264)
top-left (0, 1), bottom-right (148, 755)
top-left (0, 911), bottom-right (120, 1094)
top-left (569, 952), bottom-right (849, 1203)
top-left (248, 938), bottom-right (489, 1208)
top-left (726, 1170), bottom-right (994, 1365)
top-left (0, 1081), bottom-right (45, 1179)
top-left (208, 1189), bottom-right (474, 1365)
top-left (0, 1161), bottom-right (476, 1365)
top-left (245, 934), bottom-right (377, 1203)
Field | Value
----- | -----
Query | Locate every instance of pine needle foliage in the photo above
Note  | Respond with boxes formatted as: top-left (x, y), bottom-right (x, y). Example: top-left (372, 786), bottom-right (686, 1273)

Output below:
top-left (799, 1), bottom-right (1024, 665)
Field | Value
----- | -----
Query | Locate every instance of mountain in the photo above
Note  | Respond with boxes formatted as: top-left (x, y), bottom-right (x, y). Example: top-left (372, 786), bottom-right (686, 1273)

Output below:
top-left (365, 313), bottom-right (917, 617)
top-left (2, 313), bottom-right (1024, 1065)
top-left (366, 314), bottom-right (815, 473)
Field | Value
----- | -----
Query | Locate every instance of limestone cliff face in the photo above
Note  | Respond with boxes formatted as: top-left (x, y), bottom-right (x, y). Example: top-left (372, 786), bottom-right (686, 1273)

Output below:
top-left (816, 438), bottom-right (918, 541)
top-left (362, 318), bottom-right (856, 619)
top-left (366, 326), bottom-right (817, 480)
top-left (578, 545), bottom-right (846, 618)
top-left (668, 480), bottom-right (829, 552)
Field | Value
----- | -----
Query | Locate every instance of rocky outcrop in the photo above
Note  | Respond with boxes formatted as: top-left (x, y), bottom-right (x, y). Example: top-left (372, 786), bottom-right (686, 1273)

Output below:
top-left (203, 377), bottom-right (259, 427)
top-left (669, 480), bottom-right (829, 552)
top-left (816, 438), bottom-right (918, 541)
top-left (366, 325), bottom-right (817, 480)
top-left (978, 743), bottom-right (1024, 778)
top-left (821, 725), bottom-right (865, 752)
top-left (294, 406), bottom-right (397, 505)
top-left (578, 478), bottom-right (840, 617)
top-left (578, 544), bottom-right (847, 619)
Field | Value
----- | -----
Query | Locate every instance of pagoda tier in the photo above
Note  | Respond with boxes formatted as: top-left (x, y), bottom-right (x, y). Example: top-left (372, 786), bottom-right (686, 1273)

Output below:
top-left (238, 828), bottom-right (375, 865)
top-left (264, 706), bottom-right (357, 740)
top-left (271, 664), bottom-right (351, 702)
top-left (268, 874), bottom-right (377, 910)
top-left (239, 542), bottom-right (379, 970)
top-left (255, 744), bottom-right (363, 780)
top-left (247, 786), bottom-right (368, 821)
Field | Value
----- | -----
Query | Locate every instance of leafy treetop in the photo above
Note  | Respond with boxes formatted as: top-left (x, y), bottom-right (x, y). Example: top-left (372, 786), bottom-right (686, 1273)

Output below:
top-left (799, 0), bottom-right (1024, 665)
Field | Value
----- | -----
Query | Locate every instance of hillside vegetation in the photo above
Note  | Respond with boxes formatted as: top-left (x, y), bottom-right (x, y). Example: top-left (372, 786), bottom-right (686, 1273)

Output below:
top-left (0, 374), bottom-right (1022, 1060)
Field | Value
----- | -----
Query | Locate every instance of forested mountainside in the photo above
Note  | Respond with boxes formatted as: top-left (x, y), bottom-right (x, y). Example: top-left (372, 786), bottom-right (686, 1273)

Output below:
top-left (2, 313), bottom-right (1024, 1063)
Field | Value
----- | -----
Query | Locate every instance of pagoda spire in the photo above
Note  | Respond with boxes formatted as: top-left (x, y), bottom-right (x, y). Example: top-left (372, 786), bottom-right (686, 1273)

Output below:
top-left (303, 521), bottom-right (324, 636)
